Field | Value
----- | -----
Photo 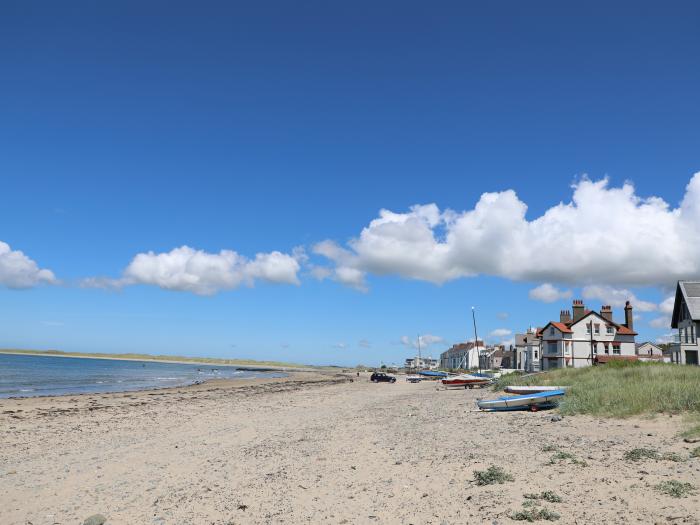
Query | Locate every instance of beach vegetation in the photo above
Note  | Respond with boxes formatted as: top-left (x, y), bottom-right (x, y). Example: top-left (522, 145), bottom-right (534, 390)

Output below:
top-left (541, 444), bottom-right (559, 452)
top-left (547, 451), bottom-right (587, 466)
top-left (473, 465), bottom-right (514, 485)
top-left (512, 506), bottom-right (561, 522)
top-left (524, 491), bottom-right (563, 503)
top-left (654, 480), bottom-right (696, 498)
top-left (690, 446), bottom-right (700, 458)
top-left (493, 361), bottom-right (700, 418)
top-left (623, 448), bottom-right (685, 462)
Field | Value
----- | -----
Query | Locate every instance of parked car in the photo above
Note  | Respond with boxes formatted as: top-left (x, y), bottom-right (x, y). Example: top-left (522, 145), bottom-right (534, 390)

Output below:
top-left (370, 372), bottom-right (396, 383)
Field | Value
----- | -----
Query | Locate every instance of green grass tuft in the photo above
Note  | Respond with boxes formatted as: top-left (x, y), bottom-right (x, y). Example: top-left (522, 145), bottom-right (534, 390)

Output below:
top-left (524, 491), bottom-right (563, 503)
top-left (655, 480), bottom-right (697, 498)
top-left (512, 507), bottom-right (561, 522)
top-left (624, 448), bottom-right (659, 461)
top-left (473, 465), bottom-right (514, 486)
top-left (541, 444), bottom-right (559, 452)
top-left (547, 451), bottom-right (587, 466)
top-left (493, 362), bottom-right (700, 418)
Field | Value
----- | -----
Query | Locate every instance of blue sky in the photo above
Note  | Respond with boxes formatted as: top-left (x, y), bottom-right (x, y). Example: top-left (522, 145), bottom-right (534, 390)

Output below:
top-left (1, 1), bottom-right (699, 365)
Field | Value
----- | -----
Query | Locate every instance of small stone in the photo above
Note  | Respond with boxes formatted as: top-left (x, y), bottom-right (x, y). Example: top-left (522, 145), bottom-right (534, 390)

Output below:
top-left (683, 437), bottom-right (700, 443)
top-left (83, 515), bottom-right (107, 525)
top-left (550, 415), bottom-right (563, 422)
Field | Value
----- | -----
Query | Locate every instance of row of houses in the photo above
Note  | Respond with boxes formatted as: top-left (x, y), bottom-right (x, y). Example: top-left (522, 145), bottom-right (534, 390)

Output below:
top-left (437, 280), bottom-right (700, 372)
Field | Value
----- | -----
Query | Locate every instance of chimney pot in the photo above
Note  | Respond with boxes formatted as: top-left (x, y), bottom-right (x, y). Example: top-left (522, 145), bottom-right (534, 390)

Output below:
top-left (624, 301), bottom-right (633, 330)
top-left (572, 300), bottom-right (585, 323)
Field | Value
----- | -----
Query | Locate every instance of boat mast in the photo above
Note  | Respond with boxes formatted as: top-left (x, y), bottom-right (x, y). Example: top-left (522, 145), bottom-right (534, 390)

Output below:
top-left (417, 334), bottom-right (422, 371)
top-left (472, 307), bottom-right (481, 374)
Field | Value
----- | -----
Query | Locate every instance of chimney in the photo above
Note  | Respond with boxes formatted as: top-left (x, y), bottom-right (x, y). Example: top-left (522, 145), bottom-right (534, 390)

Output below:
top-left (572, 300), bottom-right (585, 323)
top-left (624, 301), bottom-right (633, 330)
top-left (560, 310), bottom-right (571, 323)
top-left (600, 305), bottom-right (613, 322)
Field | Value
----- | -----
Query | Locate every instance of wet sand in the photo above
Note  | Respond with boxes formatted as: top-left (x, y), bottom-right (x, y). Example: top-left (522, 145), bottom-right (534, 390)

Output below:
top-left (1, 373), bottom-right (699, 524)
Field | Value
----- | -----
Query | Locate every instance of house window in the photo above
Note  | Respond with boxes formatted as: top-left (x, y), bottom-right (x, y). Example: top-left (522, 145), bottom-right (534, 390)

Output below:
top-left (534, 350), bottom-right (538, 359)
top-left (594, 324), bottom-right (600, 335)
top-left (604, 343), bottom-right (609, 354)
top-left (613, 344), bottom-right (621, 355)
top-left (593, 343), bottom-right (598, 354)
top-left (606, 325), bottom-right (614, 335)
top-left (548, 342), bottom-right (557, 354)
top-left (565, 342), bottom-right (570, 354)
top-left (586, 323), bottom-right (591, 334)
top-left (549, 327), bottom-right (555, 335)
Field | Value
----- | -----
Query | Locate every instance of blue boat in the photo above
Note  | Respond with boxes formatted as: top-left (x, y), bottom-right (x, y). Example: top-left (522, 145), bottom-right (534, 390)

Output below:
top-left (417, 370), bottom-right (448, 378)
top-left (477, 389), bottom-right (565, 412)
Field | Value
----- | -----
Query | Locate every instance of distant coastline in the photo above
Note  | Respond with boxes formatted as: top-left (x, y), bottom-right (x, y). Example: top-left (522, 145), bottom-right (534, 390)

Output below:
top-left (0, 348), bottom-right (316, 372)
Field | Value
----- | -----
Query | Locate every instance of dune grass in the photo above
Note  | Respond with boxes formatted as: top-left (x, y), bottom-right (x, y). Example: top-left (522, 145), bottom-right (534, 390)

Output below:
top-left (493, 361), bottom-right (700, 418)
top-left (0, 348), bottom-right (310, 369)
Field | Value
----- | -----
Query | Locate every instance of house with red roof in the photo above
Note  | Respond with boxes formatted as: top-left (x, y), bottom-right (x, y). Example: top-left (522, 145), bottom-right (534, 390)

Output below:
top-left (537, 300), bottom-right (637, 370)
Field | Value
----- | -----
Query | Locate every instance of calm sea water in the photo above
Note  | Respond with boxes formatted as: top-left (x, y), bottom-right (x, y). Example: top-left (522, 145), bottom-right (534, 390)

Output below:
top-left (0, 353), bottom-right (286, 398)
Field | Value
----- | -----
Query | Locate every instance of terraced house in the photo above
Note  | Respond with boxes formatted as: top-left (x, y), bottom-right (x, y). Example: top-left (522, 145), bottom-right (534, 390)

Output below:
top-left (670, 281), bottom-right (700, 365)
top-left (537, 300), bottom-right (637, 370)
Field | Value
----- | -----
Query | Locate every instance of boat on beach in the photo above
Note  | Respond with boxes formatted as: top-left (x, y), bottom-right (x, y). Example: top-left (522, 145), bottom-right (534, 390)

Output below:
top-left (476, 389), bottom-right (566, 412)
top-left (503, 385), bottom-right (568, 395)
top-left (441, 374), bottom-right (492, 389)
top-left (405, 375), bottom-right (423, 383)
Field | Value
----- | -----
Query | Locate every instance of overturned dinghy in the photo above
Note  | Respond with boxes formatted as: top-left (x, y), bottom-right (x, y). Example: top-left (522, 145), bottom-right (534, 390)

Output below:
top-left (442, 374), bottom-right (492, 389)
top-left (503, 385), bottom-right (568, 395)
top-left (477, 389), bottom-right (566, 412)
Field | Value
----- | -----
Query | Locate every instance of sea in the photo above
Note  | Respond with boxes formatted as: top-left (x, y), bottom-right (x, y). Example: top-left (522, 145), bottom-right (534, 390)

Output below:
top-left (0, 353), bottom-right (286, 398)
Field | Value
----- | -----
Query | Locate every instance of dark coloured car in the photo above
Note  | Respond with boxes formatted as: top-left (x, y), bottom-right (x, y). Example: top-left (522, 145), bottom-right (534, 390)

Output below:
top-left (370, 372), bottom-right (396, 383)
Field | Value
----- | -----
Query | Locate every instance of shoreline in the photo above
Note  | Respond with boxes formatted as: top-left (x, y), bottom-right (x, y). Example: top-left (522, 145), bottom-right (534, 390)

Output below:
top-left (0, 349), bottom-right (320, 372)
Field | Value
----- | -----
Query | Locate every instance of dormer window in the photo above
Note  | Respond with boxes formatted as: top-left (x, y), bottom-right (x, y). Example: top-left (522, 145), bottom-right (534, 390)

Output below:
top-left (606, 325), bottom-right (614, 335)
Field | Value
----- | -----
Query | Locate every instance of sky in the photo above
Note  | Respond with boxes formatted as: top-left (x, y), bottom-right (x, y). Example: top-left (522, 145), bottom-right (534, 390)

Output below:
top-left (1, 1), bottom-right (699, 366)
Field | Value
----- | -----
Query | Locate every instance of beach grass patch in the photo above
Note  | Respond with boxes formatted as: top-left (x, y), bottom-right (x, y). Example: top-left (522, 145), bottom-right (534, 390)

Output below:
top-left (547, 451), bottom-right (587, 466)
top-left (493, 362), bottom-right (700, 418)
top-left (541, 444), bottom-right (559, 452)
top-left (655, 480), bottom-right (696, 498)
top-left (524, 491), bottom-right (563, 503)
top-left (473, 465), bottom-right (514, 486)
top-left (661, 452), bottom-right (684, 462)
top-left (624, 448), bottom-right (659, 461)
top-left (512, 506), bottom-right (561, 522)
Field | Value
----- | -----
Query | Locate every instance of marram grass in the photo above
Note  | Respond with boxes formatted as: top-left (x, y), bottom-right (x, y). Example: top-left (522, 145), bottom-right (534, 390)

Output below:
top-left (494, 361), bottom-right (700, 418)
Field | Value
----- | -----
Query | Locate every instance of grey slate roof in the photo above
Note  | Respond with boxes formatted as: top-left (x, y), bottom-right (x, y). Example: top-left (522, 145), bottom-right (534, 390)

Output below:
top-left (671, 281), bottom-right (700, 328)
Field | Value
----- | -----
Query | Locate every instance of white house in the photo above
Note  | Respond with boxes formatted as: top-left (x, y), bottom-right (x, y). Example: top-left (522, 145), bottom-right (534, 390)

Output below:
top-left (670, 281), bottom-right (700, 365)
top-left (404, 356), bottom-right (439, 370)
top-left (439, 341), bottom-right (484, 370)
top-left (635, 342), bottom-right (666, 362)
top-left (538, 300), bottom-right (637, 370)
top-left (514, 328), bottom-right (541, 372)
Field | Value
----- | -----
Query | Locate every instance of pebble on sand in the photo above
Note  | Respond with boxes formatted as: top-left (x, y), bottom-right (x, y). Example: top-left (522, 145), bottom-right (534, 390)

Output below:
top-left (83, 514), bottom-right (107, 525)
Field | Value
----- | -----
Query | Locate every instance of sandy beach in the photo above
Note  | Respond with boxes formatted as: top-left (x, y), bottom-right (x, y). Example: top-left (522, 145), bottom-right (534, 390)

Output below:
top-left (1, 372), bottom-right (699, 524)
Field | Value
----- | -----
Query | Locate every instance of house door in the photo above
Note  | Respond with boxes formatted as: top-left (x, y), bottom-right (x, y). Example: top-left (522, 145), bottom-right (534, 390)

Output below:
top-left (686, 350), bottom-right (699, 365)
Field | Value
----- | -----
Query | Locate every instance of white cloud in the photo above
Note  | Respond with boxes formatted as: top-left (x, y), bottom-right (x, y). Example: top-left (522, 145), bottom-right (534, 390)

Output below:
top-left (659, 296), bottom-right (675, 314)
top-left (489, 328), bottom-right (512, 338)
top-left (333, 342), bottom-right (347, 350)
top-left (401, 334), bottom-right (444, 349)
top-left (86, 245), bottom-right (301, 295)
top-left (0, 241), bottom-right (56, 289)
top-left (581, 285), bottom-right (658, 312)
top-left (529, 283), bottom-right (572, 303)
top-left (649, 316), bottom-right (671, 329)
top-left (313, 173), bottom-right (700, 290)
top-left (655, 332), bottom-right (675, 344)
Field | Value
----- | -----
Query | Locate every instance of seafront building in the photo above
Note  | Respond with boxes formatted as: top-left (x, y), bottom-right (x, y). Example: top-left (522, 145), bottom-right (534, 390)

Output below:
top-left (670, 281), bottom-right (700, 365)
top-left (635, 342), bottom-right (667, 362)
top-left (439, 341), bottom-right (484, 369)
top-left (404, 356), bottom-right (439, 370)
top-left (536, 300), bottom-right (637, 370)
top-left (514, 329), bottom-right (541, 372)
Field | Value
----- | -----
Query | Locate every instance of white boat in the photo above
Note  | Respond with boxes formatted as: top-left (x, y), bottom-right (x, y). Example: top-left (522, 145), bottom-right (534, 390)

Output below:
top-left (503, 385), bottom-right (568, 395)
top-left (477, 389), bottom-right (565, 412)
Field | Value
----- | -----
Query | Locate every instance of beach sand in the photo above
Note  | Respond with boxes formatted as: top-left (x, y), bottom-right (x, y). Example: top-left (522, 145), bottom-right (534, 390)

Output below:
top-left (1, 372), bottom-right (699, 524)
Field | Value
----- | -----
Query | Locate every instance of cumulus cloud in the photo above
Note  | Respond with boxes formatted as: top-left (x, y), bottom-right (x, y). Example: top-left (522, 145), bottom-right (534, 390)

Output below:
top-left (313, 173), bottom-right (700, 290)
top-left (489, 328), bottom-right (512, 338)
top-left (85, 245), bottom-right (301, 295)
top-left (401, 334), bottom-right (444, 349)
top-left (529, 283), bottom-right (572, 303)
top-left (581, 285), bottom-right (658, 312)
top-left (0, 241), bottom-right (56, 289)
top-left (649, 316), bottom-right (671, 329)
